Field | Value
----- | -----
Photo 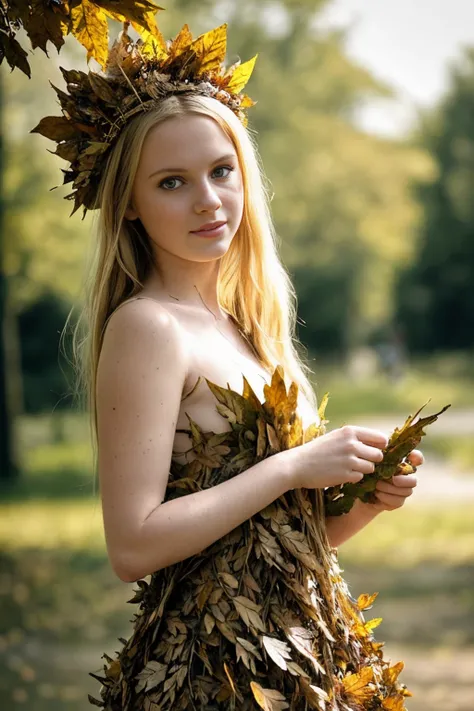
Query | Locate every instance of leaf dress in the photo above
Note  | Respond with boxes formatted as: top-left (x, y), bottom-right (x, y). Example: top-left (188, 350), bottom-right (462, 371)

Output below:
top-left (89, 366), bottom-right (412, 711)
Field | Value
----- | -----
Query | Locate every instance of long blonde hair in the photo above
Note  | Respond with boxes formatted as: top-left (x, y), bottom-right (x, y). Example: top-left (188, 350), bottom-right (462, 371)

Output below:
top-left (67, 93), bottom-right (318, 461)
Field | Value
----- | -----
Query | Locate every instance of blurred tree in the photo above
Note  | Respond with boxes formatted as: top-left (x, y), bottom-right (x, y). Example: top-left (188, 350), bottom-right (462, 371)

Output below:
top-left (2, 36), bottom-right (91, 427)
top-left (162, 0), bottom-right (433, 353)
top-left (396, 48), bottom-right (474, 353)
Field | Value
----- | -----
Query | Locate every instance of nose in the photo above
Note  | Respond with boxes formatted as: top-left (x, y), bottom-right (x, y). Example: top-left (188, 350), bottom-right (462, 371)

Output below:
top-left (194, 178), bottom-right (222, 213)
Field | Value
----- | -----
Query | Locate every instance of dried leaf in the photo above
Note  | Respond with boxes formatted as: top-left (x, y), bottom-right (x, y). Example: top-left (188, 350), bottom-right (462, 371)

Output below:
top-left (250, 681), bottom-right (289, 710)
top-left (135, 661), bottom-right (167, 694)
top-left (190, 23), bottom-right (227, 75)
top-left (341, 667), bottom-right (375, 703)
top-left (31, 116), bottom-right (79, 141)
top-left (262, 635), bottom-right (292, 670)
top-left (232, 595), bottom-right (266, 633)
top-left (325, 402), bottom-right (451, 515)
top-left (225, 55), bottom-right (258, 94)
top-left (70, 0), bottom-right (109, 68)
top-left (357, 592), bottom-right (379, 611)
top-left (218, 572), bottom-right (239, 589)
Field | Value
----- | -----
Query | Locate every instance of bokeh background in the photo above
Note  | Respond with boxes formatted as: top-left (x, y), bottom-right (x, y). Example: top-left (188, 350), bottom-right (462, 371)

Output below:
top-left (1, 0), bottom-right (473, 709)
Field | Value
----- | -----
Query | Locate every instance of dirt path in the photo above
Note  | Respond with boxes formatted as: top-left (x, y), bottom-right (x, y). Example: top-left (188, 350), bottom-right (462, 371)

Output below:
top-left (387, 643), bottom-right (474, 711)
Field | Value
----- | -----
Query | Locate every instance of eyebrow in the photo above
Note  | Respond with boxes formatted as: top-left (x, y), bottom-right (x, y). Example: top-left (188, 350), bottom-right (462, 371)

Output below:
top-left (148, 153), bottom-right (237, 179)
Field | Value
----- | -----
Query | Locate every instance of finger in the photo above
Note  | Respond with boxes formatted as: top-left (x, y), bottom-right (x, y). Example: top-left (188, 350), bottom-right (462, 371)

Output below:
top-left (392, 474), bottom-right (418, 488)
top-left (353, 427), bottom-right (389, 449)
top-left (374, 491), bottom-right (406, 509)
top-left (407, 450), bottom-right (424, 466)
top-left (356, 443), bottom-right (385, 463)
top-left (376, 480), bottom-right (414, 497)
top-left (351, 457), bottom-right (376, 475)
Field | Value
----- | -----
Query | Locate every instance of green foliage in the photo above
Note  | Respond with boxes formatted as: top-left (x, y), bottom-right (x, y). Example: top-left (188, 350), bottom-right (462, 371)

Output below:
top-left (3, 35), bottom-right (93, 312)
top-left (396, 47), bottom-right (474, 352)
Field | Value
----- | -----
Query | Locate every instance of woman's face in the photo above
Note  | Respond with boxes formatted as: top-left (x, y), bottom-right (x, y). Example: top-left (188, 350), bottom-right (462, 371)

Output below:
top-left (126, 114), bottom-right (244, 263)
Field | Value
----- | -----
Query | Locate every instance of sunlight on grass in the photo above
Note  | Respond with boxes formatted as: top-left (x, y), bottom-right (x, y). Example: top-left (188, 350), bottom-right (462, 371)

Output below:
top-left (0, 500), bottom-right (105, 552)
top-left (339, 503), bottom-right (474, 567)
top-left (310, 353), bottom-right (474, 425)
top-left (423, 435), bottom-right (474, 473)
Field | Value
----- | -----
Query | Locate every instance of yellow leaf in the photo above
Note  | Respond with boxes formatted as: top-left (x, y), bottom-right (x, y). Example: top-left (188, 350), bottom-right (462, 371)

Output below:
top-left (250, 681), bottom-right (289, 710)
top-left (341, 667), bottom-right (375, 702)
top-left (223, 662), bottom-right (236, 694)
top-left (167, 23), bottom-right (193, 60)
top-left (70, 0), bottom-right (108, 68)
top-left (190, 23), bottom-right (227, 75)
top-left (365, 617), bottom-right (383, 634)
top-left (382, 695), bottom-right (406, 710)
top-left (132, 17), bottom-right (167, 60)
top-left (383, 661), bottom-right (405, 686)
top-left (357, 592), bottom-right (379, 610)
top-left (225, 54), bottom-right (257, 94)
top-left (240, 94), bottom-right (257, 109)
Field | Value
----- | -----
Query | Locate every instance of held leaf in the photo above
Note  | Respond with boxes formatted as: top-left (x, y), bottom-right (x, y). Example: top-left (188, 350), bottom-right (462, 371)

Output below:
top-left (324, 402), bottom-right (451, 516)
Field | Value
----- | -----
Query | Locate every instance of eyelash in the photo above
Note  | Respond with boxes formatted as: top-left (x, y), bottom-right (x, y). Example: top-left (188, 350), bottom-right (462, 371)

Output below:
top-left (158, 165), bottom-right (235, 191)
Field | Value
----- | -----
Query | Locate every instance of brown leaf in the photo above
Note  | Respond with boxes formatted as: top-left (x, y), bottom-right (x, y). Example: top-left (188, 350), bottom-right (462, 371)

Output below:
top-left (299, 677), bottom-right (330, 708)
top-left (0, 32), bottom-right (31, 77)
top-left (218, 572), bottom-right (239, 589)
top-left (30, 116), bottom-right (77, 141)
top-left (203, 613), bottom-right (215, 635)
top-left (232, 595), bottom-right (265, 633)
top-left (135, 661), bottom-right (167, 694)
top-left (23, 0), bottom-right (65, 53)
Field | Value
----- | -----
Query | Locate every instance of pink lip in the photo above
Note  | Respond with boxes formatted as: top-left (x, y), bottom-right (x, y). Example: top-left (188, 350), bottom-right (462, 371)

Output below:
top-left (191, 221), bottom-right (227, 233)
top-left (191, 222), bottom-right (227, 237)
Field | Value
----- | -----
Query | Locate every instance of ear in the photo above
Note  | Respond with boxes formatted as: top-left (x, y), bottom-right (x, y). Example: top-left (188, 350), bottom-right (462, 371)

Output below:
top-left (125, 202), bottom-right (139, 221)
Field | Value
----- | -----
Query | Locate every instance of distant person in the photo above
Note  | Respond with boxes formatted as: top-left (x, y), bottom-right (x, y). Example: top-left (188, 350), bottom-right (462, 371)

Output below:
top-left (377, 326), bottom-right (407, 384)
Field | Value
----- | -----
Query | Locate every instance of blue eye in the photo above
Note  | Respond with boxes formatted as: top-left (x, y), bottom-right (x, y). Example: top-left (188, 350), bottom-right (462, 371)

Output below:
top-left (213, 165), bottom-right (234, 179)
top-left (159, 177), bottom-right (183, 191)
top-left (158, 165), bottom-right (235, 191)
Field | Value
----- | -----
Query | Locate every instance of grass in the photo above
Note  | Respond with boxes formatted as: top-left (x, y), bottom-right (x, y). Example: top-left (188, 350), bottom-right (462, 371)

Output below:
top-left (310, 352), bottom-right (474, 426)
top-left (339, 503), bottom-right (474, 567)
top-left (422, 434), bottom-right (474, 473)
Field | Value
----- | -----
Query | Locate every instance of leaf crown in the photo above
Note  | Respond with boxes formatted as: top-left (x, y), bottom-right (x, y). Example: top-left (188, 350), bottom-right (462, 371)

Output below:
top-left (31, 21), bottom-right (257, 216)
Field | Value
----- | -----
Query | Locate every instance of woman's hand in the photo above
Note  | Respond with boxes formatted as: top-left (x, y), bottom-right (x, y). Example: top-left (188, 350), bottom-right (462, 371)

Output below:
top-left (356, 449), bottom-right (424, 515)
top-left (285, 425), bottom-right (388, 491)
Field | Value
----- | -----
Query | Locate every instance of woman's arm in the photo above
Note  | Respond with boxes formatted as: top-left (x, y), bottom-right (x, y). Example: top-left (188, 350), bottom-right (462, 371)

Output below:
top-left (128, 449), bottom-right (294, 581)
top-left (325, 499), bottom-right (381, 548)
top-left (97, 300), bottom-right (295, 583)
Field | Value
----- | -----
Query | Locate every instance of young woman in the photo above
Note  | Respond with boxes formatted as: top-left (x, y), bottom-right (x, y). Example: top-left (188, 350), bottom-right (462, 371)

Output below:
top-left (37, 22), bottom-right (423, 710)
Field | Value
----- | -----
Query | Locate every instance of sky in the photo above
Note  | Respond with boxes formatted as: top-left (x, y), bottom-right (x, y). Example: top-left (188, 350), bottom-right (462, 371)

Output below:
top-left (318, 0), bottom-right (474, 136)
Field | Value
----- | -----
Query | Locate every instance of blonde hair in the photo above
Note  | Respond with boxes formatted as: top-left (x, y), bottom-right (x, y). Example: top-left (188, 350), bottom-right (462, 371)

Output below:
top-left (66, 93), bottom-right (318, 464)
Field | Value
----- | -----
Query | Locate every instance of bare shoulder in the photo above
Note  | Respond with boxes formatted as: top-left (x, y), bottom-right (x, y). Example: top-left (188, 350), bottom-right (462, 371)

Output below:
top-left (101, 296), bottom-right (189, 359)
top-left (96, 297), bottom-right (189, 581)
